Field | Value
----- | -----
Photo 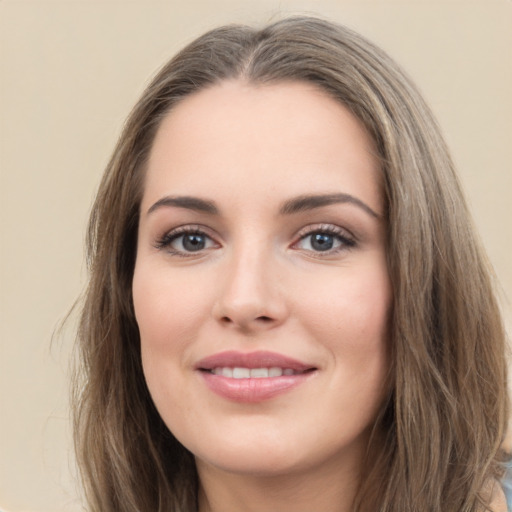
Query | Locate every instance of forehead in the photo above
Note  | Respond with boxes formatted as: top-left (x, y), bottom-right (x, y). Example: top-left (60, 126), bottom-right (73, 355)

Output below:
top-left (143, 80), bottom-right (383, 214)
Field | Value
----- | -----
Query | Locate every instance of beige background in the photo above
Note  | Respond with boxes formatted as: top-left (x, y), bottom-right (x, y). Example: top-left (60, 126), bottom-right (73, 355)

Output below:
top-left (0, 0), bottom-right (510, 510)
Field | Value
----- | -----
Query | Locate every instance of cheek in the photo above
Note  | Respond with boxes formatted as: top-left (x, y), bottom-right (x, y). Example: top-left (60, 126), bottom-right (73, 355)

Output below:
top-left (295, 260), bottom-right (391, 391)
top-left (133, 262), bottom-right (207, 349)
top-left (132, 263), bottom-right (208, 401)
top-left (299, 262), bottom-right (391, 344)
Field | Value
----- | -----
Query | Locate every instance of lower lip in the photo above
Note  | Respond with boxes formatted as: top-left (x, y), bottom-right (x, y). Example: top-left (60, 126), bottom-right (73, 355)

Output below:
top-left (199, 371), bottom-right (314, 403)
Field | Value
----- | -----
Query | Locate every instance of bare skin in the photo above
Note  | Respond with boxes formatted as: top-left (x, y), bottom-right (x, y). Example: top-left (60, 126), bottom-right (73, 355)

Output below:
top-left (134, 80), bottom-right (390, 511)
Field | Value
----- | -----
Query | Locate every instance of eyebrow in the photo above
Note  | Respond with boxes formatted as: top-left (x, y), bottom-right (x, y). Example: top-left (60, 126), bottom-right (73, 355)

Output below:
top-left (279, 193), bottom-right (380, 218)
top-left (147, 193), bottom-right (380, 219)
top-left (147, 196), bottom-right (219, 215)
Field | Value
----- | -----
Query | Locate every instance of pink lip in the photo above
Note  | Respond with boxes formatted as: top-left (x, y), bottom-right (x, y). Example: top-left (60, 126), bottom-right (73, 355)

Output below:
top-left (195, 350), bottom-right (313, 372)
top-left (195, 350), bottom-right (317, 403)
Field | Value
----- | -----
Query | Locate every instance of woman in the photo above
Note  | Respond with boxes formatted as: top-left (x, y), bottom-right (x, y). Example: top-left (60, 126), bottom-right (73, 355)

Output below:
top-left (74, 16), bottom-right (509, 511)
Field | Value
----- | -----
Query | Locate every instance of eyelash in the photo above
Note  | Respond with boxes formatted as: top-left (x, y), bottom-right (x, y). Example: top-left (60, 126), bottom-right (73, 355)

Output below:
top-left (293, 224), bottom-right (356, 256)
top-left (154, 224), bottom-right (356, 257)
top-left (154, 225), bottom-right (218, 258)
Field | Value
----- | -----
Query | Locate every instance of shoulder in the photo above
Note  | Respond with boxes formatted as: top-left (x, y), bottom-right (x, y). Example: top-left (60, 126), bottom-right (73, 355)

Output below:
top-left (490, 492), bottom-right (507, 512)
top-left (488, 479), bottom-right (508, 512)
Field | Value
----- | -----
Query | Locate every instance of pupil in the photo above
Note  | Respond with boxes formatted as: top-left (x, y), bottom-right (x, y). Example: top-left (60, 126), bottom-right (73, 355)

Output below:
top-left (183, 234), bottom-right (205, 251)
top-left (311, 233), bottom-right (333, 251)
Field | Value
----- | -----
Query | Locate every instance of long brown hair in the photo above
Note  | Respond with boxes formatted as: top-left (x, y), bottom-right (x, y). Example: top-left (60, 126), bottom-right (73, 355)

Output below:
top-left (74, 16), bottom-right (508, 511)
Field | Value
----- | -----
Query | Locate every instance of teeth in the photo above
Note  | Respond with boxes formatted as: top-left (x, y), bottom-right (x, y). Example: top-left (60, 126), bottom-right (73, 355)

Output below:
top-left (250, 368), bottom-right (268, 378)
top-left (211, 367), bottom-right (296, 378)
top-left (221, 367), bottom-right (233, 378)
top-left (269, 367), bottom-right (283, 377)
top-left (233, 367), bottom-right (250, 379)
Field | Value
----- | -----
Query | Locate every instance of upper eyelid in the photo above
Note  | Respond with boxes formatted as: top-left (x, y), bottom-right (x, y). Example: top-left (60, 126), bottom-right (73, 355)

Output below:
top-left (290, 223), bottom-right (357, 253)
top-left (162, 224), bottom-right (217, 238)
top-left (154, 224), bottom-right (220, 248)
top-left (293, 223), bottom-right (356, 241)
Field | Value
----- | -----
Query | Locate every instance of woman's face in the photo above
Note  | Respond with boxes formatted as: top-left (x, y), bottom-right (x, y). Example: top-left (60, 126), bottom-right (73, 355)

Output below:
top-left (133, 80), bottom-right (391, 479)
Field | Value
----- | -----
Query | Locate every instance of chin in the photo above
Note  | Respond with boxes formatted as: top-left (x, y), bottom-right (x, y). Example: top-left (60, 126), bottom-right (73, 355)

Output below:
top-left (191, 427), bottom-right (364, 481)
top-left (188, 429), bottom-right (308, 477)
top-left (196, 449), bottom-right (308, 478)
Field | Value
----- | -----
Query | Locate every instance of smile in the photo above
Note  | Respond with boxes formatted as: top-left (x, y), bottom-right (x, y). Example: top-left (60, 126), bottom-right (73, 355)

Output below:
top-left (196, 351), bottom-right (317, 402)
top-left (210, 367), bottom-right (305, 378)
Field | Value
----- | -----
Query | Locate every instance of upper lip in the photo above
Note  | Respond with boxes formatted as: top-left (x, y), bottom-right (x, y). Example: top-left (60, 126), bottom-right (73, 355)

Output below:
top-left (195, 350), bottom-right (316, 372)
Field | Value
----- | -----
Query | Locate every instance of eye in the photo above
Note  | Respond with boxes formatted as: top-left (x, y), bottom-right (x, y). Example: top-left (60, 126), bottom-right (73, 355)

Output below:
top-left (155, 226), bottom-right (218, 256)
top-left (293, 226), bottom-right (356, 254)
top-left (174, 232), bottom-right (212, 252)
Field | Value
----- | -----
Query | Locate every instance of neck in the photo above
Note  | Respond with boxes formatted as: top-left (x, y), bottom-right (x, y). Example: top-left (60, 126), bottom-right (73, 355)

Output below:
top-left (196, 451), bottom-right (363, 512)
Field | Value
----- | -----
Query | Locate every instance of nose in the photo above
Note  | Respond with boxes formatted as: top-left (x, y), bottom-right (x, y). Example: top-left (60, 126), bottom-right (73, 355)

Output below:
top-left (212, 246), bottom-right (288, 333)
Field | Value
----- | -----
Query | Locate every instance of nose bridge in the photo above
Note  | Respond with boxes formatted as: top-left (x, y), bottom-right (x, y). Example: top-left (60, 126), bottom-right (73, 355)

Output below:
top-left (214, 235), bottom-right (286, 330)
top-left (227, 242), bottom-right (268, 300)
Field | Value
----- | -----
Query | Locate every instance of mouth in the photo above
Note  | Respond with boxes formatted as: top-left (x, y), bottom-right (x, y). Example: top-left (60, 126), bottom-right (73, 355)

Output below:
top-left (205, 366), bottom-right (313, 378)
top-left (195, 351), bottom-right (317, 402)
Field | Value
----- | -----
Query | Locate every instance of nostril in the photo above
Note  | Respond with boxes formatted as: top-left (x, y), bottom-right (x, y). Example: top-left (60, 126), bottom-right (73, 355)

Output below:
top-left (256, 316), bottom-right (273, 322)
top-left (220, 315), bottom-right (273, 325)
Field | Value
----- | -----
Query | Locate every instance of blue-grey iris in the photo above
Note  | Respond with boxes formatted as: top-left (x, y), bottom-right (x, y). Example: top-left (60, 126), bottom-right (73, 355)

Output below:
top-left (311, 233), bottom-right (334, 251)
top-left (183, 234), bottom-right (206, 251)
